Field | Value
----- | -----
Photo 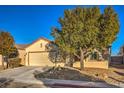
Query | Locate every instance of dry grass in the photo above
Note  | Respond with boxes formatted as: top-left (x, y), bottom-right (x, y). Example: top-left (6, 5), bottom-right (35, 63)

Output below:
top-left (79, 65), bottom-right (124, 85)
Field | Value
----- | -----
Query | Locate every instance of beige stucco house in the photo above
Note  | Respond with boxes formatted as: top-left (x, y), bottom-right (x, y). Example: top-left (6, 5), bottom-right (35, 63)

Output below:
top-left (15, 37), bottom-right (55, 66)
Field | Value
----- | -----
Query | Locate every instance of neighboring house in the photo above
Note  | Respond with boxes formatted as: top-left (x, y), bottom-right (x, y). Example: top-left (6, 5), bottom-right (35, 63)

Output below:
top-left (15, 37), bottom-right (55, 66)
top-left (118, 45), bottom-right (124, 56)
top-left (110, 45), bottom-right (124, 65)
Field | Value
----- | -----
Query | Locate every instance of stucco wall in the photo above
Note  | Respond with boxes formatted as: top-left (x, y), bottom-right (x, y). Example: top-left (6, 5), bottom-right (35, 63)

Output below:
top-left (0, 55), bottom-right (2, 65)
top-left (73, 61), bottom-right (108, 69)
top-left (47, 61), bottom-right (108, 69)
top-left (18, 49), bottom-right (26, 65)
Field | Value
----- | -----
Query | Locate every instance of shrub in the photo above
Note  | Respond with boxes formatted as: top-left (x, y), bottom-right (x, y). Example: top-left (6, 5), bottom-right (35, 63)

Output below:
top-left (8, 58), bottom-right (21, 68)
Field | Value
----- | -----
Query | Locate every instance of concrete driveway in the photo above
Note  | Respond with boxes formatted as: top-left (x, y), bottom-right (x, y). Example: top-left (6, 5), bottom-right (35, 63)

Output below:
top-left (0, 66), bottom-right (47, 85)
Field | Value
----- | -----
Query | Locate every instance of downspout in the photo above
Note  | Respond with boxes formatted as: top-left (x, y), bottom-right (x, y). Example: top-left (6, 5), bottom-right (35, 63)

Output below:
top-left (24, 53), bottom-right (27, 66)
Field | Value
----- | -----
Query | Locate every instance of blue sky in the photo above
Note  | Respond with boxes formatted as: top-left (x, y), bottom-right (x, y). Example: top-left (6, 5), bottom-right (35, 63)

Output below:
top-left (0, 5), bottom-right (124, 55)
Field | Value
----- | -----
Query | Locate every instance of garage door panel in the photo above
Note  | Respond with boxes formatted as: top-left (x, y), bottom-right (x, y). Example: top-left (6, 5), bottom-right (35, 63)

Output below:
top-left (29, 52), bottom-right (53, 66)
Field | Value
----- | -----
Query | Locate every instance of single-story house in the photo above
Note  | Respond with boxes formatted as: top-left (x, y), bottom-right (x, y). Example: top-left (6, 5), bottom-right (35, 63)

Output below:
top-left (0, 37), bottom-right (108, 69)
top-left (15, 37), bottom-right (56, 66)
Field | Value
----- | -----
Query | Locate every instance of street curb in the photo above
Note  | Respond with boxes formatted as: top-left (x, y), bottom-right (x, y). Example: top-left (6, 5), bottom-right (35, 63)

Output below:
top-left (14, 78), bottom-right (118, 88)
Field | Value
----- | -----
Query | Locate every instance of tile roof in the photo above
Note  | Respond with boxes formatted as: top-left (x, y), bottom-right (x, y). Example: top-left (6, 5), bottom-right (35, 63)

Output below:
top-left (15, 37), bottom-right (52, 49)
top-left (15, 44), bottom-right (29, 50)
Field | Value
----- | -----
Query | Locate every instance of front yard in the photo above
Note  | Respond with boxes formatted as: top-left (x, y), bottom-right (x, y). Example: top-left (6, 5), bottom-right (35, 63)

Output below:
top-left (35, 65), bottom-right (124, 87)
top-left (0, 64), bottom-right (124, 87)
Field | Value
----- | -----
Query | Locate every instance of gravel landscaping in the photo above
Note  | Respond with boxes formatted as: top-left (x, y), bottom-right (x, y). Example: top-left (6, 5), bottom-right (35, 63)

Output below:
top-left (34, 65), bottom-right (124, 87)
top-left (34, 66), bottom-right (104, 82)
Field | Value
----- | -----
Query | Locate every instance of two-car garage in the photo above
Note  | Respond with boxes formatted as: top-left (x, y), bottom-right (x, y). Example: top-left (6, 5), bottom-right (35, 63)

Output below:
top-left (28, 51), bottom-right (53, 66)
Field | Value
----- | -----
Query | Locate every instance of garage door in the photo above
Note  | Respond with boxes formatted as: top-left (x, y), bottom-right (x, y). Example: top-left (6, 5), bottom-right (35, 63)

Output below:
top-left (29, 52), bottom-right (54, 66)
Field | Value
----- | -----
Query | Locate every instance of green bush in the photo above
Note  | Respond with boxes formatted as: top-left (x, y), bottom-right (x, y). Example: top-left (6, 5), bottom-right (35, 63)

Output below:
top-left (8, 58), bottom-right (21, 68)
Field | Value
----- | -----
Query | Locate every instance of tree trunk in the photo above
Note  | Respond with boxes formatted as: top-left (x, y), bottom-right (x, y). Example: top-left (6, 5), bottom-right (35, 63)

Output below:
top-left (5, 56), bottom-right (9, 69)
top-left (80, 47), bottom-right (84, 70)
top-left (54, 52), bottom-right (57, 67)
top-left (65, 54), bottom-right (73, 67)
top-left (65, 55), bottom-right (69, 66)
top-left (69, 54), bottom-right (74, 67)
top-left (6, 62), bottom-right (9, 68)
top-left (2, 59), bottom-right (5, 69)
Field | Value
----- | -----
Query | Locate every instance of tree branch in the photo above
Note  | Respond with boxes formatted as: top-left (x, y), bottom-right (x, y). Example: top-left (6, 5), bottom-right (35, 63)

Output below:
top-left (74, 53), bottom-right (80, 60)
